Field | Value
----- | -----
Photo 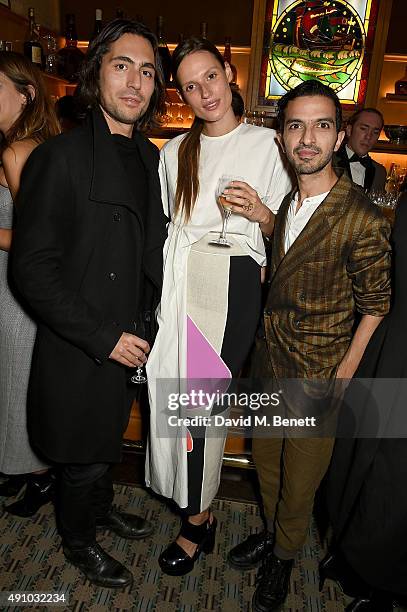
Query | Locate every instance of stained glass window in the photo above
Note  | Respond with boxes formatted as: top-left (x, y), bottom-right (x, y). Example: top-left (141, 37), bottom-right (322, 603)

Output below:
top-left (258, 0), bottom-right (379, 111)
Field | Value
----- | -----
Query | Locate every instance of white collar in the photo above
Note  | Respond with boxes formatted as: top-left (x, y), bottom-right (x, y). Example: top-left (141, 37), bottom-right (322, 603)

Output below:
top-left (292, 191), bottom-right (330, 207)
top-left (346, 144), bottom-right (368, 160)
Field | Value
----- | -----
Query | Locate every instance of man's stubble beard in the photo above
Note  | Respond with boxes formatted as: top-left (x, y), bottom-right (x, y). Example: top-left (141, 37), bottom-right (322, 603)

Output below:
top-left (100, 95), bottom-right (149, 126)
top-left (286, 148), bottom-right (335, 176)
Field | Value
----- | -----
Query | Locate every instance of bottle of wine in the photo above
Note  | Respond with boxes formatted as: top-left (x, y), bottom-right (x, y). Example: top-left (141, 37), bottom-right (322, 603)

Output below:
top-left (24, 7), bottom-right (44, 69)
top-left (385, 163), bottom-right (399, 194)
top-left (223, 37), bottom-right (237, 86)
top-left (395, 65), bottom-right (407, 96)
top-left (200, 22), bottom-right (208, 39)
top-left (156, 15), bottom-right (172, 87)
top-left (90, 9), bottom-right (103, 43)
top-left (57, 14), bottom-right (84, 83)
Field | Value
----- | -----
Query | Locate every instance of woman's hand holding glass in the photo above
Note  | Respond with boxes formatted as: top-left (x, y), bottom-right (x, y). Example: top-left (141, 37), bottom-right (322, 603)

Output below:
top-left (209, 175), bottom-right (243, 247)
top-left (222, 181), bottom-right (272, 225)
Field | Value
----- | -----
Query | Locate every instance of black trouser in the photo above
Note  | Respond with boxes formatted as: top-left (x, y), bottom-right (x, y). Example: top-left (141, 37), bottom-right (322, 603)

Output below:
top-left (59, 463), bottom-right (113, 549)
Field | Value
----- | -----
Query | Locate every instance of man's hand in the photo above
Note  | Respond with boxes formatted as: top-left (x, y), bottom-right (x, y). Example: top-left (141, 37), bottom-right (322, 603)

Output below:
top-left (336, 314), bottom-right (384, 382)
top-left (109, 333), bottom-right (150, 367)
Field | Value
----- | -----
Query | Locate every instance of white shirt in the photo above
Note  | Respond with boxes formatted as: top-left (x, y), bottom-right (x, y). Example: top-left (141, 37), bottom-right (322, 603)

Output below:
top-left (159, 122), bottom-right (292, 266)
top-left (346, 144), bottom-right (365, 188)
top-left (284, 191), bottom-right (329, 253)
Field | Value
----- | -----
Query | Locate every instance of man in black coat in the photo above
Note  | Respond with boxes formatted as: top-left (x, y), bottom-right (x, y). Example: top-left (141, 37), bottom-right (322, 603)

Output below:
top-left (12, 20), bottom-right (167, 588)
top-left (334, 108), bottom-right (387, 192)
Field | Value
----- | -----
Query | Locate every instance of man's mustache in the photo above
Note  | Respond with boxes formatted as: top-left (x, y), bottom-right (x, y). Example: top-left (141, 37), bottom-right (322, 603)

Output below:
top-left (294, 145), bottom-right (322, 154)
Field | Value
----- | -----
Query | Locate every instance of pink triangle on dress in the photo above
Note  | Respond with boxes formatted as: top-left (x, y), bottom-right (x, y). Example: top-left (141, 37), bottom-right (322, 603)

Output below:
top-left (187, 315), bottom-right (231, 380)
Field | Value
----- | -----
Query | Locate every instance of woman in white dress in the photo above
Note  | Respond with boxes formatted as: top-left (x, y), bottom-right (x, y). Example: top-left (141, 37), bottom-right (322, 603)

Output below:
top-left (146, 37), bottom-right (291, 575)
top-left (0, 52), bottom-right (60, 514)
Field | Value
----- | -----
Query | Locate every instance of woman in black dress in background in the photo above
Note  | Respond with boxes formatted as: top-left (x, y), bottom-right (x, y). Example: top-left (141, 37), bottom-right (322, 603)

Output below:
top-left (323, 192), bottom-right (407, 611)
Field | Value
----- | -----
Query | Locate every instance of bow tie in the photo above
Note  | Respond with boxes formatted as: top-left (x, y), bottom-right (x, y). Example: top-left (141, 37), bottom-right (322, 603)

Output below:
top-left (349, 153), bottom-right (372, 169)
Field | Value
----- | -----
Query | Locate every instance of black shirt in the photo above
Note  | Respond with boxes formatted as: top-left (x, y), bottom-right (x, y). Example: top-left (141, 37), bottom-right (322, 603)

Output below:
top-left (111, 133), bottom-right (148, 224)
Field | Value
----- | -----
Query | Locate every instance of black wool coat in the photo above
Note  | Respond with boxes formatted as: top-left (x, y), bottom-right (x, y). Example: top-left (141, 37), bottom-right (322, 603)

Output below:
top-left (12, 109), bottom-right (167, 463)
top-left (326, 193), bottom-right (407, 596)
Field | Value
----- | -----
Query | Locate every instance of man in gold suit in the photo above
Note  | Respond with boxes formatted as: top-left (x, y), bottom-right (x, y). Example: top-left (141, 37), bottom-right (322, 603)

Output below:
top-left (227, 80), bottom-right (392, 612)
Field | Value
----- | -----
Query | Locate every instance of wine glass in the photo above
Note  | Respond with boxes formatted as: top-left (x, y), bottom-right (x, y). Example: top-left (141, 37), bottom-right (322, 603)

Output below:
top-left (209, 175), bottom-right (243, 247)
top-left (129, 319), bottom-right (148, 385)
top-left (175, 103), bottom-right (184, 124)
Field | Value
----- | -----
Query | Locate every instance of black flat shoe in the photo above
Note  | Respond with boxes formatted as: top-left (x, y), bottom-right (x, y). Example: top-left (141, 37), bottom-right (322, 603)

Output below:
top-left (227, 530), bottom-right (274, 570)
top-left (319, 551), bottom-right (370, 597)
top-left (346, 593), bottom-right (394, 612)
top-left (63, 542), bottom-right (133, 589)
top-left (5, 472), bottom-right (55, 517)
top-left (0, 474), bottom-right (27, 497)
top-left (159, 515), bottom-right (217, 576)
top-left (96, 507), bottom-right (154, 540)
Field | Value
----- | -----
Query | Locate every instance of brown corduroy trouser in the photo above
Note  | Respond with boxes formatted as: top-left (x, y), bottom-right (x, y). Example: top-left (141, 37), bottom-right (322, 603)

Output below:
top-left (252, 436), bottom-right (335, 559)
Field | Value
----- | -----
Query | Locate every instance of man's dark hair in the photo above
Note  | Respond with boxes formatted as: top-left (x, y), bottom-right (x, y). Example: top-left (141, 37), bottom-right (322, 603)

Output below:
top-left (277, 80), bottom-right (343, 133)
top-left (77, 19), bottom-right (166, 130)
top-left (347, 107), bottom-right (384, 129)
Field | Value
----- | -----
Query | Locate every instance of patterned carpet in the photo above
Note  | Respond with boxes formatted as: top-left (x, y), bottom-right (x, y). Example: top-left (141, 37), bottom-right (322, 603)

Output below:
top-left (0, 483), bottom-right (365, 612)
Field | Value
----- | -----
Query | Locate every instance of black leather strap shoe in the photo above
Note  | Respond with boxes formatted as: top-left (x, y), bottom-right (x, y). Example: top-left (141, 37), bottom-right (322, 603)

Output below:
top-left (227, 530), bottom-right (274, 570)
top-left (252, 552), bottom-right (293, 612)
top-left (159, 515), bottom-right (217, 576)
top-left (63, 543), bottom-right (133, 588)
top-left (96, 507), bottom-right (154, 540)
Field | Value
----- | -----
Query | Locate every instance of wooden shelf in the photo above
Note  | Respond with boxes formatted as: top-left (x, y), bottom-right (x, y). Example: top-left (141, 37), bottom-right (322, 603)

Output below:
top-left (148, 126), bottom-right (189, 139)
top-left (43, 73), bottom-right (76, 86)
top-left (373, 141), bottom-right (407, 155)
top-left (385, 93), bottom-right (407, 102)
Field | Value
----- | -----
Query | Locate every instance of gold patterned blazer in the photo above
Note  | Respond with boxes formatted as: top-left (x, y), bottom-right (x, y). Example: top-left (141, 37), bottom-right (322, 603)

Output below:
top-left (264, 173), bottom-right (391, 379)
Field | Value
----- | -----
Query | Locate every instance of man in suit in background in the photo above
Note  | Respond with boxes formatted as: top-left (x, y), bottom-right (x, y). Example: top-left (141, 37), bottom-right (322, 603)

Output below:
top-left (335, 107), bottom-right (387, 192)
top-left (227, 81), bottom-right (391, 612)
top-left (12, 20), bottom-right (167, 588)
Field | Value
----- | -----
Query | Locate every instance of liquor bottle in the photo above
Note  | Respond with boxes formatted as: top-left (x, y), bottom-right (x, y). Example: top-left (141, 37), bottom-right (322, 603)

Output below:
top-left (395, 64), bottom-right (407, 96)
top-left (223, 37), bottom-right (237, 85)
top-left (116, 8), bottom-right (125, 19)
top-left (385, 163), bottom-right (399, 194)
top-left (200, 22), bottom-right (208, 39)
top-left (24, 8), bottom-right (44, 68)
top-left (57, 14), bottom-right (84, 83)
top-left (156, 16), bottom-right (172, 87)
top-left (90, 9), bottom-right (103, 42)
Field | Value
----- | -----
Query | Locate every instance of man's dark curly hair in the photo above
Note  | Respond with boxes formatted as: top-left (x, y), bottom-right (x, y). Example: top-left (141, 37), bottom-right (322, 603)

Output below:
top-left (277, 79), bottom-right (343, 133)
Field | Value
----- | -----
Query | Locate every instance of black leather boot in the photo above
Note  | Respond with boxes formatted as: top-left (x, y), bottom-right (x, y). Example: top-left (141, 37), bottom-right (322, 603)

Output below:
top-left (227, 530), bottom-right (274, 570)
top-left (5, 471), bottom-right (55, 517)
top-left (252, 552), bottom-right (293, 612)
top-left (159, 515), bottom-right (217, 576)
top-left (96, 507), bottom-right (154, 540)
top-left (63, 542), bottom-right (133, 588)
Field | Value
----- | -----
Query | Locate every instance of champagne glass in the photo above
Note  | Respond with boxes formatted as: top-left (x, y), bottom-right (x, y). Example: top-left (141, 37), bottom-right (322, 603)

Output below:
top-left (209, 175), bottom-right (243, 247)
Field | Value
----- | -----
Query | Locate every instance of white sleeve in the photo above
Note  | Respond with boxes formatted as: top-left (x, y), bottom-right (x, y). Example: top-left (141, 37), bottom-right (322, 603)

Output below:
top-left (264, 143), bottom-right (293, 214)
top-left (159, 149), bottom-right (170, 219)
